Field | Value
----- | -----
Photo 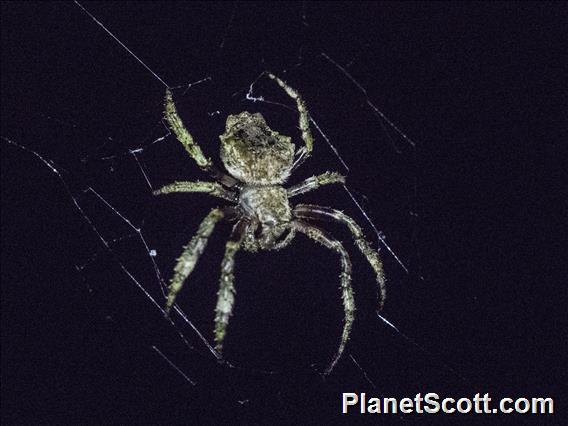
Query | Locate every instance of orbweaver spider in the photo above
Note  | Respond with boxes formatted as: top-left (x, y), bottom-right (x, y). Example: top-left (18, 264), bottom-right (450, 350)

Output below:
top-left (154, 73), bottom-right (386, 374)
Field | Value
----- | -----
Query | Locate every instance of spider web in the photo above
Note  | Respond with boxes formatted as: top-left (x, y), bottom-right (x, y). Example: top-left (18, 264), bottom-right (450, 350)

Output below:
top-left (5, 1), bottom-right (549, 422)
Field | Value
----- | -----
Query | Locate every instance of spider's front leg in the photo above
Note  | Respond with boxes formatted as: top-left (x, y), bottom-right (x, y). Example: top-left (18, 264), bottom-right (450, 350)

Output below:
top-left (214, 217), bottom-right (250, 352)
top-left (165, 207), bottom-right (237, 313)
top-left (292, 220), bottom-right (355, 375)
top-left (294, 204), bottom-right (386, 311)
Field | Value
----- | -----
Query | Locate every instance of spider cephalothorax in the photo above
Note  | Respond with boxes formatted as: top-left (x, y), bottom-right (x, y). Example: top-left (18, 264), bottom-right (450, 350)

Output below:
top-left (155, 73), bottom-right (386, 374)
top-left (239, 185), bottom-right (292, 251)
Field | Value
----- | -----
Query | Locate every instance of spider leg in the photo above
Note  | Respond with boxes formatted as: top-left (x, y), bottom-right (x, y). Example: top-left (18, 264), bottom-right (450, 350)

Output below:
top-left (267, 73), bottom-right (314, 158)
top-left (294, 204), bottom-right (386, 311)
top-left (291, 220), bottom-right (354, 375)
top-left (164, 89), bottom-right (239, 188)
top-left (287, 172), bottom-right (345, 198)
top-left (214, 217), bottom-right (250, 352)
top-left (153, 180), bottom-right (238, 202)
top-left (270, 225), bottom-right (296, 250)
top-left (165, 207), bottom-right (238, 313)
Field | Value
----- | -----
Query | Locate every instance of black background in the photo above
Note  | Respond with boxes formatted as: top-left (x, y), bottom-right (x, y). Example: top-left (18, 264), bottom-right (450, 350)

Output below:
top-left (2, 1), bottom-right (565, 423)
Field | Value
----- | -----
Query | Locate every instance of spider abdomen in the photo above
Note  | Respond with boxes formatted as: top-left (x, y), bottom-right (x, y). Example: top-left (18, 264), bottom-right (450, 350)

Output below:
top-left (219, 112), bottom-right (295, 185)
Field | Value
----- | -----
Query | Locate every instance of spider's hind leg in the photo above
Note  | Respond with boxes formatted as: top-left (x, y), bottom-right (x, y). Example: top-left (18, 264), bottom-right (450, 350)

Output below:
top-left (267, 73), bottom-right (314, 158)
top-left (292, 220), bottom-right (354, 375)
top-left (164, 89), bottom-right (212, 170)
top-left (164, 89), bottom-right (239, 188)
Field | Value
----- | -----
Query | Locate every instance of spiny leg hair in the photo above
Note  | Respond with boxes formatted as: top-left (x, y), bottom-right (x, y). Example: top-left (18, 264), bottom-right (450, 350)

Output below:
top-left (164, 89), bottom-right (239, 188)
top-left (294, 204), bottom-right (386, 311)
top-left (165, 89), bottom-right (212, 169)
top-left (215, 218), bottom-right (249, 352)
top-left (153, 180), bottom-right (238, 202)
top-left (267, 73), bottom-right (313, 156)
top-left (292, 220), bottom-right (354, 375)
top-left (165, 208), bottom-right (226, 313)
top-left (287, 172), bottom-right (345, 198)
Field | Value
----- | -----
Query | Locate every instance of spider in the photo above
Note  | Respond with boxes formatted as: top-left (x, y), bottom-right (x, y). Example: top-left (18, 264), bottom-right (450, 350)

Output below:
top-left (154, 73), bottom-right (386, 374)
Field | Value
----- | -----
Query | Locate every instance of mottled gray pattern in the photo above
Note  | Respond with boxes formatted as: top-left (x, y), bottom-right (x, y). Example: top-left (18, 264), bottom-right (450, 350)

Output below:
top-left (220, 112), bottom-right (295, 185)
top-left (156, 74), bottom-right (386, 374)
